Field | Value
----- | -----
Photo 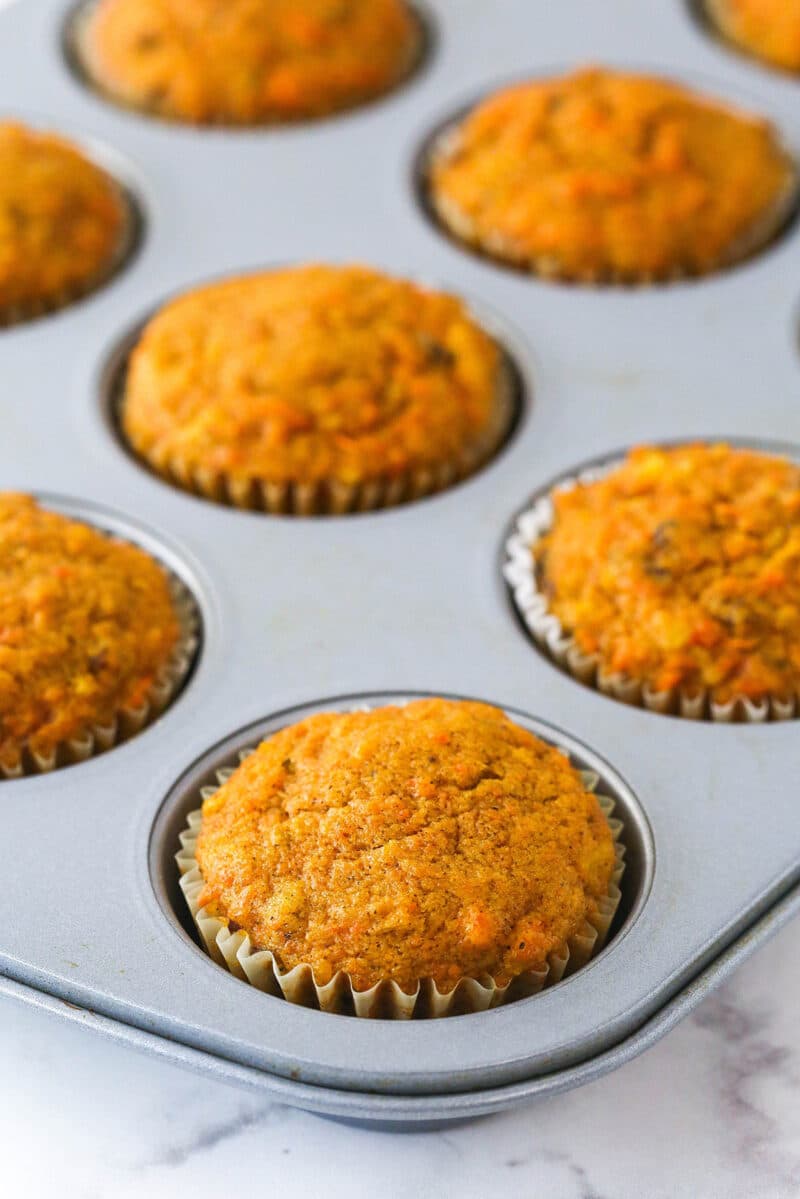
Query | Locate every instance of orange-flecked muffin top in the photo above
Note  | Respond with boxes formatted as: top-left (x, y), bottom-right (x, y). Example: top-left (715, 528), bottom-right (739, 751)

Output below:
top-left (0, 123), bottom-right (129, 321)
top-left (78, 0), bottom-right (422, 124)
top-left (706, 0), bottom-right (800, 73)
top-left (537, 444), bottom-right (800, 704)
top-left (121, 265), bottom-right (507, 491)
top-left (427, 68), bottom-right (796, 282)
top-left (0, 495), bottom-right (180, 769)
top-left (195, 699), bottom-right (616, 993)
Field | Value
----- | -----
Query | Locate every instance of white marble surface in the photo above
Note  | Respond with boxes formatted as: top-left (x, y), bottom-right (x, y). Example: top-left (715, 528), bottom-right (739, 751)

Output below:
top-left (2, 914), bottom-right (800, 1198)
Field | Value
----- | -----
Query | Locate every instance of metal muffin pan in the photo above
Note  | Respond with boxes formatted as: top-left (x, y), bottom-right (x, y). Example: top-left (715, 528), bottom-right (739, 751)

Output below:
top-left (1, 0), bottom-right (800, 1129)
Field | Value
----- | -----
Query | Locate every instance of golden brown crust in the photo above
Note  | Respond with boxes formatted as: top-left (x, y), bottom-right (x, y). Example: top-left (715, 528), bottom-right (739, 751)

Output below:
top-left (79, 0), bottom-right (422, 124)
top-left (195, 698), bottom-right (616, 993)
top-left (0, 123), bottom-right (128, 320)
top-left (537, 444), bottom-right (800, 705)
top-left (705, 0), bottom-right (800, 73)
top-left (0, 494), bottom-right (181, 769)
top-left (428, 67), bottom-right (796, 282)
top-left (120, 265), bottom-right (507, 494)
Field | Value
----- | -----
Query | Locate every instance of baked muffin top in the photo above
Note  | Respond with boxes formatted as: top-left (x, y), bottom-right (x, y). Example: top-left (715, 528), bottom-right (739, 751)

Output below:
top-left (0, 122), bottom-right (128, 319)
top-left (428, 67), bottom-right (796, 281)
top-left (79, 0), bottom-right (422, 124)
top-left (0, 495), bottom-right (180, 769)
top-left (196, 698), bottom-right (616, 993)
top-left (706, 0), bottom-right (800, 72)
top-left (121, 265), bottom-right (506, 488)
top-left (537, 444), bottom-right (800, 704)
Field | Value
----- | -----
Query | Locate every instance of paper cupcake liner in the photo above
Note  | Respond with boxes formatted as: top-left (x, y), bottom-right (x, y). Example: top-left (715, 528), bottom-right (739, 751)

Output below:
top-left (0, 573), bottom-right (199, 780)
top-left (67, 0), bottom-right (429, 128)
top-left (504, 465), bottom-right (798, 722)
top-left (175, 752), bottom-right (625, 1019)
top-left (0, 179), bottom-right (140, 329)
top-left (425, 121), bottom-right (799, 284)
top-left (122, 356), bottom-right (517, 516)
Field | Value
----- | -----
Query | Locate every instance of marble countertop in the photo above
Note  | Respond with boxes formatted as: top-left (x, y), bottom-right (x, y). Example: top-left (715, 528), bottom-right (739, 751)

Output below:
top-left (3, 914), bottom-right (800, 1199)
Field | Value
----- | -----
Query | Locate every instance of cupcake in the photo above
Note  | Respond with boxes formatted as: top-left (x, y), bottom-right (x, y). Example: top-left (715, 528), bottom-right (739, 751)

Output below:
top-left (0, 122), bottom-right (133, 325)
top-left (704, 0), bottom-right (800, 74)
top-left (506, 443), bottom-right (800, 721)
top-left (0, 494), bottom-right (198, 777)
top-left (74, 0), bottom-right (424, 125)
top-left (426, 67), bottom-right (797, 282)
top-left (119, 264), bottom-right (515, 514)
top-left (176, 698), bottom-right (624, 1018)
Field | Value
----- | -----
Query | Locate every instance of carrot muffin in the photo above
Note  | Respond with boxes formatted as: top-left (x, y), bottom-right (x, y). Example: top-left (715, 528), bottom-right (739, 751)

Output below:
top-left (0, 122), bottom-right (131, 324)
top-left (427, 67), bottom-right (797, 282)
top-left (181, 698), bottom-right (621, 1014)
top-left (76, 0), bottom-right (423, 125)
top-left (120, 265), bottom-right (513, 514)
top-left (0, 494), bottom-right (192, 776)
top-left (533, 444), bottom-right (800, 714)
top-left (705, 0), bottom-right (800, 73)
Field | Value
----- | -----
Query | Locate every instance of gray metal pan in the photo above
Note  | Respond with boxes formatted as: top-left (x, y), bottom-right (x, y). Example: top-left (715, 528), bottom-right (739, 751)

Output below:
top-left (1, 0), bottom-right (799, 1130)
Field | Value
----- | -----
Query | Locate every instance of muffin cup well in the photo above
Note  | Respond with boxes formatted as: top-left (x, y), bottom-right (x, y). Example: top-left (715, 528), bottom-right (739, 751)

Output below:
top-left (121, 355), bottom-right (518, 516)
top-left (175, 753), bottom-right (625, 1018)
top-left (0, 178), bottom-right (140, 329)
top-left (504, 467), bottom-right (798, 722)
top-left (0, 573), bottom-right (199, 780)
top-left (422, 114), bottom-right (799, 285)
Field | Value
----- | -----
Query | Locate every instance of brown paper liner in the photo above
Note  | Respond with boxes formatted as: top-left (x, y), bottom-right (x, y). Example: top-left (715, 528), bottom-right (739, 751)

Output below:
top-left (0, 177), bottom-right (140, 329)
top-left (425, 119), bottom-right (799, 284)
top-left (122, 356), bottom-right (517, 516)
top-left (504, 469), bottom-right (798, 722)
top-left (0, 573), bottom-right (199, 780)
top-left (176, 752), bottom-right (625, 1019)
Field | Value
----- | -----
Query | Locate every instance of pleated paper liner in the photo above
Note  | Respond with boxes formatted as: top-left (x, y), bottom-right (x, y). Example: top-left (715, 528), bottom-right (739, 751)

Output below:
top-left (504, 468), bottom-right (799, 722)
top-left (422, 112), bottom-right (800, 284)
top-left (0, 175), bottom-right (141, 329)
top-left (0, 574), bottom-right (199, 780)
top-left (176, 753), bottom-right (625, 1019)
top-left (120, 356), bottom-right (518, 516)
top-left (65, 0), bottom-right (430, 128)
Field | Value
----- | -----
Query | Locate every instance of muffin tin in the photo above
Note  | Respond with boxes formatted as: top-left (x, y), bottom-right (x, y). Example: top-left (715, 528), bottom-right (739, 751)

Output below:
top-left (2, 0), bottom-right (800, 1130)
